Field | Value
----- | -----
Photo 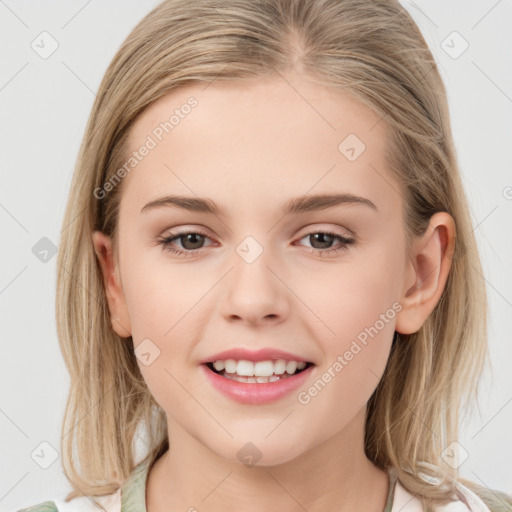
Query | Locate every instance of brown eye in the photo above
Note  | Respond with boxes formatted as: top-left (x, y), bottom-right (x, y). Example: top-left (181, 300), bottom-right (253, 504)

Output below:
top-left (158, 230), bottom-right (214, 256)
top-left (308, 232), bottom-right (336, 249)
top-left (295, 230), bottom-right (355, 257)
top-left (176, 233), bottom-right (206, 250)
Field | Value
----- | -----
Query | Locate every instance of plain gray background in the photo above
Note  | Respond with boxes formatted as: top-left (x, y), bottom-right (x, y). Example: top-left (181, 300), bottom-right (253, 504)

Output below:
top-left (1, 1), bottom-right (511, 510)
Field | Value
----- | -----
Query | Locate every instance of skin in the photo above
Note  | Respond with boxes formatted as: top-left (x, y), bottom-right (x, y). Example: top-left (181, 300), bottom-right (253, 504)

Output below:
top-left (92, 74), bottom-right (455, 512)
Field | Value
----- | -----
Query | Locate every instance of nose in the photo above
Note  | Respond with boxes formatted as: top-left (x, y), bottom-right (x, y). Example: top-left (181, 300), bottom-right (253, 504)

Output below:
top-left (221, 247), bottom-right (290, 327)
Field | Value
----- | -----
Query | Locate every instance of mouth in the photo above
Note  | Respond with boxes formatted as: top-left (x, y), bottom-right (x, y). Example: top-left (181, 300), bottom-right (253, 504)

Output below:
top-left (204, 360), bottom-right (315, 384)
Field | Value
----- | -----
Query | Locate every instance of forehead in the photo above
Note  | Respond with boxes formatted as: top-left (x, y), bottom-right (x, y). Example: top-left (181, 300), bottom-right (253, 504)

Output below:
top-left (120, 77), bottom-right (398, 217)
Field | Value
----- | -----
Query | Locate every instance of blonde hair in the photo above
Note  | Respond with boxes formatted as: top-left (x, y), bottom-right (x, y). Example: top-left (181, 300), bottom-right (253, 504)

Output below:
top-left (55, 0), bottom-right (512, 510)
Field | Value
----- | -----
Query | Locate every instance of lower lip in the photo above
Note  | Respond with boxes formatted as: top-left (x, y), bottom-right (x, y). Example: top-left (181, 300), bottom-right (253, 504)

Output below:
top-left (201, 363), bottom-right (315, 405)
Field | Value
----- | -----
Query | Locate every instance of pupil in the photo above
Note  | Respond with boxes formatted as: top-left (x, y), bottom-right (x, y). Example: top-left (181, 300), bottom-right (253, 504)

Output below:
top-left (182, 233), bottom-right (204, 250)
top-left (311, 233), bottom-right (333, 249)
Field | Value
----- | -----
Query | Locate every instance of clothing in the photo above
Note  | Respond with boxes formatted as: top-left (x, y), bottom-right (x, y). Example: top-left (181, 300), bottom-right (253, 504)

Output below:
top-left (16, 458), bottom-right (494, 512)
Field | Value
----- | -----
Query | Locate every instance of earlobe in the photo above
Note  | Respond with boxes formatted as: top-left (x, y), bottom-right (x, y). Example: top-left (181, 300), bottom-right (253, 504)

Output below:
top-left (91, 230), bottom-right (132, 338)
top-left (395, 212), bottom-right (456, 335)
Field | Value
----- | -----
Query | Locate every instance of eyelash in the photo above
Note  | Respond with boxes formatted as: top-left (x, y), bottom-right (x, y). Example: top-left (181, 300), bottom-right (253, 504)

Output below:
top-left (157, 228), bottom-right (355, 258)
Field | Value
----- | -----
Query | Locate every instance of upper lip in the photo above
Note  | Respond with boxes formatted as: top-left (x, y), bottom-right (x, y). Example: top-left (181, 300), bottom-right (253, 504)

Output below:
top-left (200, 347), bottom-right (314, 364)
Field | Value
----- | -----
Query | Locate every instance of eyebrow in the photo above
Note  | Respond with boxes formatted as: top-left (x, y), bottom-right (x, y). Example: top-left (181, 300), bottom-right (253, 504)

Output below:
top-left (140, 193), bottom-right (378, 217)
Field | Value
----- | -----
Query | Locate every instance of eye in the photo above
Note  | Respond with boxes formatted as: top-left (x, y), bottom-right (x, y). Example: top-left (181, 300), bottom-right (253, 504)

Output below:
top-left (157, 228), bottom-right (355, 258)
top-left (294, 230), bottom-right (355, 257)
top-left (157, 229), bottom-right (215, 257)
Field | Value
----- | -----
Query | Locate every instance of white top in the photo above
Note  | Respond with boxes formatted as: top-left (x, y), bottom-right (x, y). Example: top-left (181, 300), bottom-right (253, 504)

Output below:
top-left (393, 478), bottom-right (491, 512)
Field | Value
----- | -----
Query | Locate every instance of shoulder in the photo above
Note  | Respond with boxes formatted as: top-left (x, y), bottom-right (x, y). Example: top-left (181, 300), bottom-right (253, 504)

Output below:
top-left (393, 477), bottom-right (512, 512)
top-left (455, 480), bottom-right (512, 512)
top-left (16, 489), bottom-right (121, 512)
top-left (16, 501), bottom-right (58, 512)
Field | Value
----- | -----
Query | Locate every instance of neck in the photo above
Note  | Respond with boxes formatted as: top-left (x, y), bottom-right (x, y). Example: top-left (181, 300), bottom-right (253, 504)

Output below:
top-left (146, 407), bottom-right (390, 512)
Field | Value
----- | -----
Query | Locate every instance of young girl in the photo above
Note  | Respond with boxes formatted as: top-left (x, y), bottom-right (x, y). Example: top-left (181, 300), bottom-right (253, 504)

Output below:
top-left (18, 0), bottom-right (512, 511)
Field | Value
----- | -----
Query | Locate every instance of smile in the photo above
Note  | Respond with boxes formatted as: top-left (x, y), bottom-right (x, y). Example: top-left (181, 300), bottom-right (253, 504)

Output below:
top-left (201, 360), bottom-right (316, 404)
top-left (207, 359), bottom-right (312, 383)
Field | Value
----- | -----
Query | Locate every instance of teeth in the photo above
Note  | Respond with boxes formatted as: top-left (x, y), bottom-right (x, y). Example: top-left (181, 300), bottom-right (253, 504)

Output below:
top-left (224, 373), bottom-right (286, 383)
top-left (286, 361), bottom-right (298, 374)
top-left (210, 359), bottom-right (308, 377)
top-left (274, 359), bottom-right (286, 374)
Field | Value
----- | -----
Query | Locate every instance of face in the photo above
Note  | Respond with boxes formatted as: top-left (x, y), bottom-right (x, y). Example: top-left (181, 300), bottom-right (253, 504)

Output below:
top-left (92, 75), bottom-right (448, 467)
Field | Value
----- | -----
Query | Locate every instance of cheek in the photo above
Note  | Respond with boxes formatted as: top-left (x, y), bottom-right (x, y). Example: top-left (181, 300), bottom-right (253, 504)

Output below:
top-left (294, 244), bottom-right (401, 399)
top-left (119, 251), bottom-right (215, 398)
top-left (120, 259), bottom-right (203, 410)
top-left (300, 252), bottom-right (402, 343)
top-left (121, 248), bottom-right (209, 337)
top-left (297, 267), bottom-right (398, 432)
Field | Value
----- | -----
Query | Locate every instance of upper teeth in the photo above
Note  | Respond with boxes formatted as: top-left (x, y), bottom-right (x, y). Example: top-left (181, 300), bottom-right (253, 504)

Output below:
top-left (212, 359), bottom-right (307, 377)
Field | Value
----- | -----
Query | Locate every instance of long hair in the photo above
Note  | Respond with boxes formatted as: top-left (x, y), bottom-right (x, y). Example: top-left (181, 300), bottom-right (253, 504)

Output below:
top-left (55, 1), bottom-right (512, 510)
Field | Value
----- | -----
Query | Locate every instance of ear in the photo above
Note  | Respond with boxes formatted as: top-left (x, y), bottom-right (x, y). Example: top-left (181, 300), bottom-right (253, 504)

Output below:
top-left (91, 231), bottom-right (132, 338)
top-left (395, 212), bottom-right (456, 335)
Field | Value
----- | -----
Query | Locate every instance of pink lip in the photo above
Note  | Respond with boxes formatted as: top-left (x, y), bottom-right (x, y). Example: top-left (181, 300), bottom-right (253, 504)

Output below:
top-left (201, 363), bottom-right (315, 405)
top-left (200, 347), bottom-right (313, 364)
